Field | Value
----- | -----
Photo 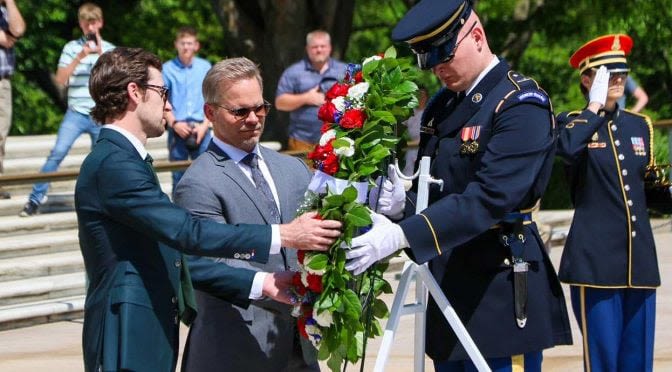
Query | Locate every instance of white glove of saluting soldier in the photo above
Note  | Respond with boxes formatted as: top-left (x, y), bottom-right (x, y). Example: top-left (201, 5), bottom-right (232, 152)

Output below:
top-left (344, 212), bottom-right (409, 275)
top-left (368, 164), bottom-right (406, 220)
top-left (589, 65), bottom-right (610, 109)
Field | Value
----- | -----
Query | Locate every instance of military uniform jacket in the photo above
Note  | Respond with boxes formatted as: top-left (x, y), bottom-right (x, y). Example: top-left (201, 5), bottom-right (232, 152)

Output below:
top-left (398, 60), bottom-right (572, 361)
top-left (75, 129), bottom-right (272, 372)
top-left (556, 108), bottom-right (660, 288)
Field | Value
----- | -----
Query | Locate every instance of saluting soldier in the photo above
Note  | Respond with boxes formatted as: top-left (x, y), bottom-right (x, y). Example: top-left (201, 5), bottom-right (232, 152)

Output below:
top-left (557, 34), bottom-right (663, 372)
top-left (343, 0), bottom-right (572, 370)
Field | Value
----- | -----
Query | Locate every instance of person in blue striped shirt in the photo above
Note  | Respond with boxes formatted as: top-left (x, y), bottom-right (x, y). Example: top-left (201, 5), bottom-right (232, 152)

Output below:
top-left (20, 2), bottom-right (114, 217)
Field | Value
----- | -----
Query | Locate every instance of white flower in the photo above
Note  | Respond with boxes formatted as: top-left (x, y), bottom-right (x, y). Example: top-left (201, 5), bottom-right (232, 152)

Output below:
top-left (305, 321), bottom-right (323, 347)
top-left (363, 55), bottom-right (382, 65)
top-left (332, 96), bottom-right (347, 112)
top-left (319, 129), bottom-right (336, 146)
top-left (304, 254), bottom-right (327, 275)
top-left (333, 137), bottom-right (355, 157)
top-left (347, 82), bottom-right (369, 101)
top-left (300, 270), bottom-right (309, 287)
top-left (313, 308), bottom-right (334, 327)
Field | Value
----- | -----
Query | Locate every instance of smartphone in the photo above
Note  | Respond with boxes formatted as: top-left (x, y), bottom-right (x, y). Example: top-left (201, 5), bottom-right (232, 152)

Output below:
top-left (86, 33), bottom-right (97, 48)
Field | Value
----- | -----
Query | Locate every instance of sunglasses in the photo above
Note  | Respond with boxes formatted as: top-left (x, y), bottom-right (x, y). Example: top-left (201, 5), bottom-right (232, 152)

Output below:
top-left (210, 101), bottom-right (272, 120)
top-left (412, 21), bottom-right (478, 69)
top-left (143, 84), bottom-right (169, 103)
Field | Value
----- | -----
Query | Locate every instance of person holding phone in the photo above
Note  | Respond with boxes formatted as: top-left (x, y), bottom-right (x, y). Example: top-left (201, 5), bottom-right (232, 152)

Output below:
top-left (20, 2), bottom-right (114, 216)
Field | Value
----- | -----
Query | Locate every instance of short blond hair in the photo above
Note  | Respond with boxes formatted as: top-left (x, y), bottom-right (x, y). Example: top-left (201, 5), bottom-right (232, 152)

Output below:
top-left (202, 57), bottom-right (263, 104)
top-left (306, 30), bottom-right (331, 46)
top-left (78, 3), bottom-right (103, 21)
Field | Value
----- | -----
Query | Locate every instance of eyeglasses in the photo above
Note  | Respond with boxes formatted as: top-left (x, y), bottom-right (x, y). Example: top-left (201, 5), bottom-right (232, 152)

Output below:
top-left (210, 101), bottom-right (272, 120)
top-left (143, 84), bottom-right (169, 103)
top-left (412, 21), bottom-right (478, 69)
top-left (442, 21), bottom-right (478, 64)
top-left (609, 72), bottom-right (628, 83)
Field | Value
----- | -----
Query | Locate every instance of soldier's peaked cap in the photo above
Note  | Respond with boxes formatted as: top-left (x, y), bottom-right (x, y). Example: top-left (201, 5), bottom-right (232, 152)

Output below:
top-left (392, 0), bottom-right (473, 69)
top-left (569, 34), bottom-right (633, 74)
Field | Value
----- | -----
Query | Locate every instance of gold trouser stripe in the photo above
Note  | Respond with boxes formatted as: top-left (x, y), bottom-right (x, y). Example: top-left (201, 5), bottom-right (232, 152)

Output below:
top-left (419, 213), bottom-right (442, 256)
top-left (511, 354), bottom-right (524, 372)
top-left (579, 286), bottom-right (592, 372)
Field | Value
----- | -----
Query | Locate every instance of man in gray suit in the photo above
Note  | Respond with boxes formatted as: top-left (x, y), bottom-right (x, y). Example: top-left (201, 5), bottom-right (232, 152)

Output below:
top-left (176, 57), bottom-right (319, 372)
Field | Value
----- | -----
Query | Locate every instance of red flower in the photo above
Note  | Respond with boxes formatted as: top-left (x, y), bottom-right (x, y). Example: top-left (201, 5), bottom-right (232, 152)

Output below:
top-left (306, 274), bottom-right (323, 293)
top-left (321, 152), bottom-right (339, 175)
top-left (297, 316), bottom-right (308, 339)
top-left (340, 109), bottom-right (366, 129)
top-left (307, 140), bottom-right (333, 162)
top-left (320, 121), bottom-right (332, 134)
top-left (297, 250), bottom-right (306, 264)
top-left (354, 71), bottom-right (363, 83)
top-left (318, 101), bottom-right (337, 123)
top-left (292, 272), bottom-right (307, 296)
top-left (326, 83), bottom-right (350, 100)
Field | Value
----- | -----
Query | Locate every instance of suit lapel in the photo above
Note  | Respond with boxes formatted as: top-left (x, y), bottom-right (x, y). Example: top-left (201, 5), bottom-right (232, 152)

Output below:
top-left (437, 60), bottom-right (511, 138)
top-left (208, 142), bottom-right (277, 224)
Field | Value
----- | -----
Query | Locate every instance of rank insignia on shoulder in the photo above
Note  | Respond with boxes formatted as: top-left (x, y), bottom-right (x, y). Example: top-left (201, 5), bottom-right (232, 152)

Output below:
top-left (516, 91), bottom-right (548, 104)
top-left (587, 142), bottom-right (607, 149)
top-left (460, 125), bottom-right (481, 155)
top-left (631, 137), bottom-right (647, 156)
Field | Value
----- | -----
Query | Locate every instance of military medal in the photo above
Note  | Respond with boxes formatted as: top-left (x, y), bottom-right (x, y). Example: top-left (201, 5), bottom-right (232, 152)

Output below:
top-left (460, 126), bottom-right (481, 155)
top-left (631, 137), bottom-right (646, 156)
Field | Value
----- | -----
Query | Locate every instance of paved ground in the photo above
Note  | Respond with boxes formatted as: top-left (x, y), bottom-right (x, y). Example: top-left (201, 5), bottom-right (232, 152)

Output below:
top-left (2, 217), bottom-right (672, 371)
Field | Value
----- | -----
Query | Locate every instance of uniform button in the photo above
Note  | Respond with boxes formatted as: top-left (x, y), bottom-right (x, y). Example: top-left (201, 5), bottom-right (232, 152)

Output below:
top-left (615, 140), bottom-right (621, 146)
top-left (618, 154), bottom-right (625, 160)
top-left (627, 200), bottom-right (633, 206)
top-left (622, 169), bottom-right (628, 176)
top-left (632, 215), bottom-right (637, 222)
top-left (624, 184), bottom-right (631, 191)
top-left (632, 231), bottom-right (637, 238)
top-left (174, 259), bottom-right (182, 268)
top-left (611, 124), bottom-right (617, 131)
top-left (234, 253), bottom-right (240, 259)
top-left (171, 296), bottom-right (177, 304)
top-left (244, 253), bottom-right (251, 259)
top-left (503, 258), bottom-right (511, 266)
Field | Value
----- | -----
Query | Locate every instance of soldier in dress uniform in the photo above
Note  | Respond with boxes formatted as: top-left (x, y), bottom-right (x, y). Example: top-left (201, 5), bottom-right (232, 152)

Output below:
top-left (556, 34), bottom-right (663, 372)
top-left (343, 0), bottom-right (572, 371)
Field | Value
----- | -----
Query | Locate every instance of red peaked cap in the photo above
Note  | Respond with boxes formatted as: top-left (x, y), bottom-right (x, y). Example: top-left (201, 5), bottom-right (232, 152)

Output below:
top-left (569, 34), bottom-right (633, 74)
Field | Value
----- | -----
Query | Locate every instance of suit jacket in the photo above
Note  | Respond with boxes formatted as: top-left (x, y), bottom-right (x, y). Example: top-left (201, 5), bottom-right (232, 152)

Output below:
top-left (399, 61), bottom-right (571, 361)
top-left (176, 142), bottom-right (319, 372)
top-left (75, 128), bottom-right (272, 372)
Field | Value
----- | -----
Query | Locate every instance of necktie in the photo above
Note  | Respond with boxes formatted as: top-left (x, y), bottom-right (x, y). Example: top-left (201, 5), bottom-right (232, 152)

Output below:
top-left (144, 154), bottom-right (159, 183)
top-left (242, 153), bottom-right (288, 269)
top-left (242, 153), bottom-right (281, 224)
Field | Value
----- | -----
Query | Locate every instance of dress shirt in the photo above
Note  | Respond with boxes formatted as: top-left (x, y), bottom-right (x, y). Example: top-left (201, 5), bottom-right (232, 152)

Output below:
top-left (212, 136), bottom-right (284, 299)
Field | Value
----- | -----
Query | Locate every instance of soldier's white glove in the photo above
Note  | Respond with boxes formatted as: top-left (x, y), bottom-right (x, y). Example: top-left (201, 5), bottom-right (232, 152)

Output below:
top-left (589, 66), bottom-right (610, 108)
top-left (344, 212), bottom-right (409, 275)
top-left (368, 164), bottom-right (405, 220)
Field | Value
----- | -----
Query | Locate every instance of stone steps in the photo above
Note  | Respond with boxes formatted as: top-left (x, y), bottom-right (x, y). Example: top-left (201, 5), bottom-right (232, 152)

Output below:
top-left (0, 251), bottom-right (84, 282)
top-left (0, 272), bottom-right (86, 306)
top-left (0, 229), bottom-right (79, 259)
top-left (0, 295), bottom-right (84, 331)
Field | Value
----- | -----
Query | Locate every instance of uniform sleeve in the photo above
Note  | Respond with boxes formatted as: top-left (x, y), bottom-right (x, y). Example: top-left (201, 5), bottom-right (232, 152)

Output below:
top-left (400, 100), bottom-right (555, 264)
top-left (97, 154), bottom-right (271, 263)
top-left (556, 110), bottom-right (606, 164)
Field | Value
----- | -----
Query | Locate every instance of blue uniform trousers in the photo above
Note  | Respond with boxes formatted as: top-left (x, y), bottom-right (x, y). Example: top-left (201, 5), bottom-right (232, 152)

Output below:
top-left (570, 286), bottom-right (655, 372)
top-left (434, 351), bottom-right (542, 372)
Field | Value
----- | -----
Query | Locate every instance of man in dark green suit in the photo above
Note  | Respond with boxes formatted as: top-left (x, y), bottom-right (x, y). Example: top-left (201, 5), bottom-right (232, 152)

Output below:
top-left (76, 47), bottom-right (341, 372)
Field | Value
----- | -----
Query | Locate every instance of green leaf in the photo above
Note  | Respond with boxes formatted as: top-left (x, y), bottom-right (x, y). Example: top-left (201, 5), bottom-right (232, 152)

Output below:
top-left (383, 46), bottom-right (397, 59)
top-left (322, 194), bottom-right (345, 209)
top-left (345, 206), bottom-right (372, 227)
top-left (306, 253), bottom-right (329, 271)
top-left (342, 289), bottom-right (363, 319)
top-left (372, 298), bottom-right (389, 318)
top-left (341, 186), bottom-right (358, 203)
top-left (327, 353), bottom-right (344, 372)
